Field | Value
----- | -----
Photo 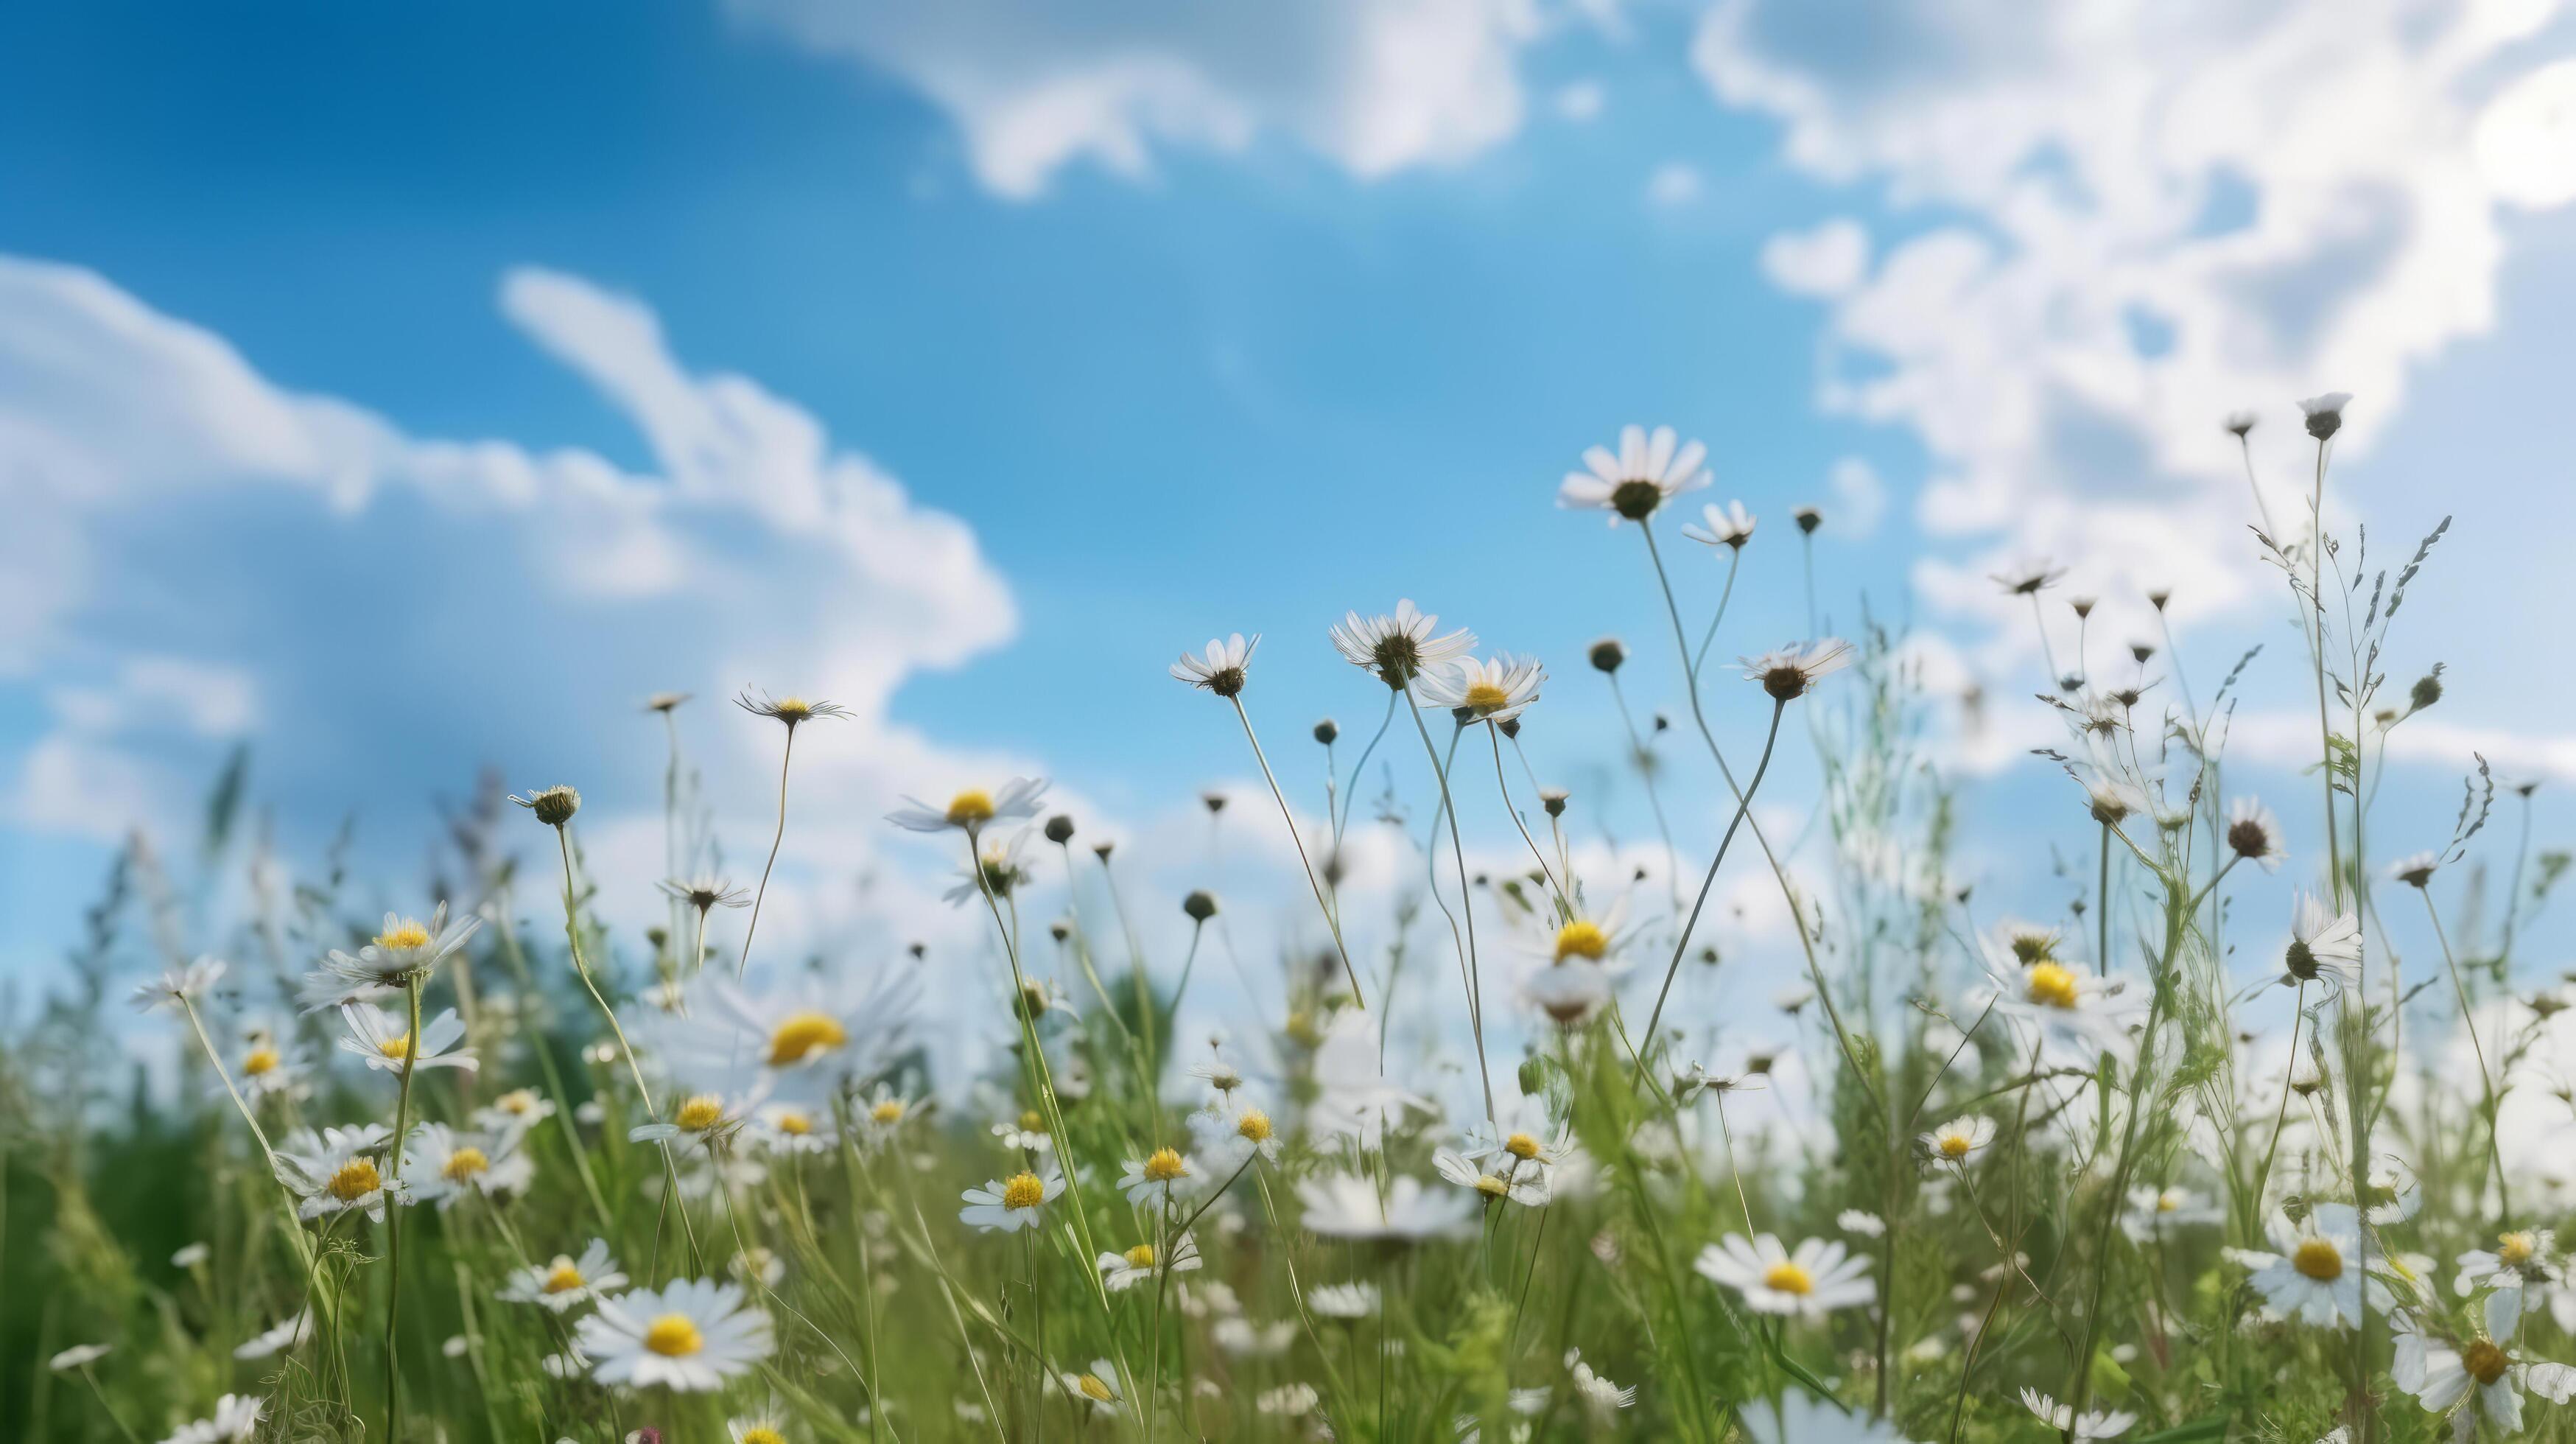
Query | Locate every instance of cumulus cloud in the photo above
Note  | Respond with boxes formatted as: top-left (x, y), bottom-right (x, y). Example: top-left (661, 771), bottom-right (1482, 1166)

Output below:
top-left (728, 0), bottom-right (1547, 197)
top-left (1645, 161), bottom-right (1706, 208)
top-left (1698, 0), bottom-right (2576, 676)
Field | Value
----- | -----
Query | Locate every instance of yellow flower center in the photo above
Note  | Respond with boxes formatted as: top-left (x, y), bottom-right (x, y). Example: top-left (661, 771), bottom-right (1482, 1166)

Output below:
top-left (766, 1011), bottom-right (847, 1066)
top-left (1002, 1171), bottom-right (1047, 1210)
top-left (1763, 1261), bottom-right (1814, 1295)
top-left (2025, 961), bottom-right (2080, 1011)
top-left (773, 1111), bottom-right (813, 1136)
top-left (542, 1261), bottom-right (586, 1294)
top-left (376, 920), bottom-right (432, 951)
top-left (1554, 921), bottom-right (1609, 963)
top-left (2156, 1191), bottom-right (2182, 1213)
top-left (1143, 1148), bottom-right (1188, 1182)
top-left (242, 1046), bottom-right (280, 1076)
top-left (1236, 1109), bottom-right (1274, 1143)
top-left (1475, 1175), bottom-right (1510, 1198)
top-left (1018, 1110), bottom-right (1047, 1135)
top-left (2499, 1231), bottom-right (2537, 1267)
top-left (497, 1089), bottom-right (538, 1115)
top-left (2464, 1339), bottom-right (2512, 1386)
top-left (1505, 1132), bottom-right (1541, 1160)
top-left (947, 789), bottom-right (996, 826)
top-left (327, 1158), bottom-right (382, 1202)
top-left (1125, 1244), bottom-right (1157, 1269)
top-left (741, 1429), bottom-right (786, 1444)
top-left (378, 1034), bottom-right (413, 1060)
top-left (1463, 681), bottom-right (1512, 713)
top-left (442, 1147), bottom-right (490, 1182)
top-left (675, 1096), bottom-right (726, 1132)
top-left (871, 1099), bottom-right (906, 1124)
top-left (771, 696), bottom-right (813, 721)
top-left (1940, 1133), bottom-right (1973, 1159)
top-left (642, 1314), bottom-right (703, 1357)
top-left (1078, 1374), bottom-right (1115, 1403)
top-left (2292, 1238), bottom-right (2343, 1281)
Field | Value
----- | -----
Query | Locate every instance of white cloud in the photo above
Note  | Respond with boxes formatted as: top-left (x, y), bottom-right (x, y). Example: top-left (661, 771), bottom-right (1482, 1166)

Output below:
top-left (1646, 161), bottom-right (1706, 207)
top-left (1698, 0), bottom-right (2576, 676)
top-left (1825, 455), bottom-right (1885, 537)
top-left (729, 0), bottom-right (1546, 198)
top-left (1758, 217), bottom-right (1867, 297)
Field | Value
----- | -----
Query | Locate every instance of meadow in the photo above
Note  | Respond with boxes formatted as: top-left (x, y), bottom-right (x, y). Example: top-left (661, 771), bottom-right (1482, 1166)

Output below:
top-left (5, 403), bottom-right (2570, 1444)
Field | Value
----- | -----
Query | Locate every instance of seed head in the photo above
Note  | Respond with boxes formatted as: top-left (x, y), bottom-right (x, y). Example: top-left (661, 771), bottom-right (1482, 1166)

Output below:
top-left (1589, 638), bottom-right (1626, 674)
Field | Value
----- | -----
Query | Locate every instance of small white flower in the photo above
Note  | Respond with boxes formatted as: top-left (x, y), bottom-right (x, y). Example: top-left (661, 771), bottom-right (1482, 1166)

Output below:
top-left (1296, 1172), bottom-right (1476, 1241)
top-left (1680, 498), bottom-right (1755, 549)
top-left (1171, 632), bottom-right (1260, 696)
top-left (2122, 1186), bottom-right (2223, 1241)
top-left (158, 1392), bottom-right (264, 1444)
top-left (304, 905), bottom-right (479, 1012)
top-left (473, 1087), bottom-right (558, 1136)
top-left (232, 1311), bottom-right (312, 1361)
top-left (1920, 1116), bottom-right (1997, 1167)
top-left (2281, 894), bottom-right (2362, 993)
top-left (1557, 424), bottom-right (1710, 524)
top-left (2021, 1386), bottom-right (2137, 1441)
top-left (1097, 1233), bottom-right (1202, 1292)
top-left (2225, 797), bottom-right (2287, 872)
top-left (886, 777), bottom-right (1048, 835)
top-left (1310, 1281), bottom-right (1380, 1319)
top-left (402, 1123), bottom-right (531, 1209)
top-left (1330, 599), bottom-right (1477, 689)
top-left (1565, 1348), bottom-right (1638, 1420)
top-left (1838, 1210), bottom-right (1886, 1238)
top-left (574, 1279), bottom-right (773, 1391)
top-left (49, 1343), bottom-right (111, 1372)
top-left (338, 1003), bottom-right (477, 1076)
top-left (128, 956), bottom-right (225, 1014)
top-left (1188, 1094), bottom-right (1281, 1167)
top-left (2230, 1204), bottom-right (2373, 1328)
top-left (272, 1125), bottom-right (404, 1222)
top-left (1415, 653), bottom-right (1545, 724)
top-left (499, 1240), bottom-right (628, 1313)
top-left (1694, 1234), bottom-right (1875, 1321)
top-left (1741, 639), bottom-right (1854, 701)
top-left (1435, 1146), bottom-right (1550, 1208)
top-left (171, 1242), bottom-right (211, 1269)
top-left (1116, 1146), bottom-right (1204, 1209)
top-left (961, 1164), bottom-right (1067, 1233)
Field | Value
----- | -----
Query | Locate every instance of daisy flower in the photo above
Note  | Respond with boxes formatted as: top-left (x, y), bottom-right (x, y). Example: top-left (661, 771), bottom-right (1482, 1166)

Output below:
top-left (402, 1123), bottom-right (531, 1209)
top-left (1188, 1094), bottom-right (1281, 1167)
top-left (128, 955), bottom-right (225, 1014)
top-left (1920, 1115), bottom-right (1997, 1168)
top-left (1435, 1146), bottom-right (1551, 1207)
top-left (2457, 1227), bottom-right (2558, 1312)
top-left (1117, 1146), bottom-right (1202, 1208)
top-left (729, 1404), bottom-right (793, 1444)
top-left (991, 1107), bottom-right (1055, 1153)
top-left (1171, 633), bottom-right (1259, 697)
top-left (886, 777), bottom-right (1048, 835)
top-left (272, 1124), bottom-right (403, 1222)
top-left (2280, 894), bottom-right (2362, 994)
top-left (1992, 561), bottom-right (2068, 596)
top-left (1742, 639), bottom-right (1853, 702)
top-left (1059, 1360), bottom-right (1125, 1416)
top-left (1557, 424), bottom-right (1710, 524)
top-left (1297, 1171), bottom-right (1477, 1241)
top-left (1694, 1234), bottom-right (1875, 1321)
top-left (235, 1031), bottom-right (308, 1099)
top-left (2122, 1186), bottom-right (2224, 1241)
top-left (631, 1090), bottom-right (757, 1149)
top-left (158, 1393), bottom-right (264, 1444)
top-left (499, 1240), bottom-right (629, 1313)
top-left (575, 1278), bottom-right (774, 1391)
top-left (1983, 947), bottom-right (2141, 1062)
top-left (734, 690), bottom-right (850, 729)
top-left (1681, 499), bottom-right (1755, 549)
top-left (657, 973), bottom-right (916, 1101)
top-left (2021, 1387), bottom-right (2137, 1441)
top-left (306, 905), bottom-right (480, 1010)
top-left (1098, 1233), bottom-right (1202, 1292)
top-left (1565, 1349), bottom-right (1638, 1421)
top-left (961, 1163), bottom-right (1067, 1233)
top-left (2396, 1289), bottom-right (2576, 1433)
top-left (1415, 653), bottom-right (1545, 725)
top-left (2225, 797), bottom-right (2287, 872)
top-left (2231, 1204), bottom-right (2373, 1328)
top-left (472, 1087), bottom-right (557, 1136)
top-left (944, 827), bottom-right (1034, 907)
top-left (338, 1002), bottom-right (477, 1076)
top-left (857, 1083), bottom-right (916, 1150)
top-left (1330, 599), bottom-right (1476, 689)
top-left (750, 1103), bottom-right (837, 1156)
top-left (2390, 852), bottom-right (2441, 888)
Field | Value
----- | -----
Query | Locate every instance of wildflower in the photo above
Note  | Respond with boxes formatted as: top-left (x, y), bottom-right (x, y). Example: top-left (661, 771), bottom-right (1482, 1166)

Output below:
top-left (172, 1242), bottom-right (210, 1268)
top-left (961, 1163), bottom-right (1066, 1233)
top-left (49, 1343), bottom-right (110, 1371)
top-left (729, 1406), bottom-right (793, 1444)
top-left (338, 1002), bottom-right (477, 1076)
top-left (307, 905), bottom-right (480, 1009)
top-left (1559, 424), bottom-right (1710, 523)
top-left (1984, 946), bottom-right (2141, 1061)
top-left (1171, 632), bottom-right (1259, 696)
top-left (1417, 652), bottom-right (1545, 724)
top-left (992, 1108), bottom-right (1054, 1153)
top-left (1920, 1115), bottom-right (1997, 1167)
top-left (1565, 1349), bottom-right (1638, 1420)
top-left (1306, 1008), bottom-right (1429, 1144)
top-left (1588, 637), bottom-right (1626, 673)
top-left (1117, 1146), bottom-right (1202, 1208)
top-left (2123, 1187), bottom-right (2224, 1241)
top-left (2390, 852), bottom-right (2440, 888)
top-left (403, 1123), bottom-right (531, 1208)
top-left (575, 1278), bottom-right (774, 1391)
top-left (944, 827), bottom-right (1034, 906)
top-left (1794, 505), bottom-right (1822, 533)
top-left (1331, 599), bottom-right (1476, 688)
top-left (660, 974), bottom-right (916, 1101)
top-left (2230, 1203), bottom-right (2374, 1328)
top-left (2457, 1227), bottom-right (2558, 1313)
top-left (1058, 1360), bottom-right (1124, 1416)
top-left (1742, 639), bottom-right (1853, 701)
top-left (273, 1124), bottom-right (403, 1222)
top-left (659, 875), bottom-right (751, 913)
top-left (1682, 498), bottom-right (1756, 549)
top-left (157, 1394), bottom-right (264, 1444)
top-left (1993, 561), bottom-right (2068, 596)
top-left (1310, 1281), bottom-right (1380, 1319)
top-left (1260, 1382), bottom-right (1321, 1416)
top-left (886, 777), bottom-right (1048, 834)
top-left (1435, 1146), bottom-right (1550, 1207)
top-left (734, 690), bottom-right (849, 729)
top-left (1839, 1210), bottom-right (1886, 1238)
top-left (2396, 1289), bottom-right (2576, 1432)
top-left (1297, 1171), bottom-right (1476, 1241)
top-left (236, 1033), bottom-right (307, 1098)
top-left (474, 1087), bottom-right (558, 1136)
top-left (2298, 390), bottom-right (2353, 441)
top-left (1212, 1317), bottom-right (1297, 1357)
top-left (1695, 1234), bottom-right (1875, 1321)
top-left (1098, 1233), bottom-right (1202, 1292)
top-left (2281, 894), bottom-right (2362, 993)
top-left (509, 785), bottom-right (582, 827)
top-left (2021, 1387), bottom-right (2137, 1441)
top-left (501, 1240), bottom-right (630, 1312)
top-left (2224, 411), bottom-right (2258, 438)
top-left (856, 1083), bottom-right (915, 1149)
top-left (645, 691), bottom-right (692, 712)
top-left (1189, 1094), bottom-right (1281, 1166)
top-left (733, 1247), bottom-right (786, 1288)
top-left (127, 955), bottom-right (225, 1014)
top-left (232, 1311), bottom-right (311, 1360)
top-left (2225, 798), bottom-right (2287, 872)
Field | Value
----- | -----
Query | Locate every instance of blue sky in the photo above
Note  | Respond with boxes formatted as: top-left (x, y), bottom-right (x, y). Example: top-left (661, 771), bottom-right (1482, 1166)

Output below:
top-left (4, 0), bottom-right (2575, 1015)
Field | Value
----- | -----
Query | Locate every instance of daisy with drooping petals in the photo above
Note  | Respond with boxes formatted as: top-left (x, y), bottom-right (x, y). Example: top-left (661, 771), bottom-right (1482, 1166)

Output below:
top-left (1742, 640), bottom-right (1853, 702)
top-left (1415, 653), bottom-right (1545, 725)
top-left (500, 1239), bottom-right (628, 1313)
top-left (2225, 797), bottom-right (2287, 872)
top-left (1330, 599), bottom-right (1476, 689)
top-left (1920, 1115), bottom-right (1997, 1168)
top-left (660, 875), bottom-right (751, 914)
top-left (1558, 424), bottom-right (1710, 524)
top-left (1098, 1233), bottom-right (1202, 1292)
top-left (272, 1125), bottom-right (403, 1222)
top-left (1694, 1234), bottom-right (1875, 1321)
top-left (338, 1003), bottom-right (477, 1076)
top-left (961, 1163), bottom-right (1066, 1233)
top-left (1681, 498), bottom-right (1755, 549)
top-left (734, 690), bottom-right (850, 729)
top-left (1521, 961), bottom-right (1615, 1028)
top-left (2298, 390), bottom-right (2354, 440)
top-left (2279, 894), bottom-right (2363, 995)
top-left (1171, 633), bottom-right (1259, 697)
top-left (2021, 1387), bottom-right (2136, 1441)
top-left (886, 777), bottom-right (1048, 835)
top-left (402, 1123), bottom-right (530, 1209)
top-left (575, 1277), bottom-right (773, 1391)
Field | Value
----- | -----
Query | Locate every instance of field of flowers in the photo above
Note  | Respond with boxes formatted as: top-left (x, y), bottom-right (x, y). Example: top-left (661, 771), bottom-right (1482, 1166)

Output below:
top-left (4, 402), bottom-right (2570, 1443)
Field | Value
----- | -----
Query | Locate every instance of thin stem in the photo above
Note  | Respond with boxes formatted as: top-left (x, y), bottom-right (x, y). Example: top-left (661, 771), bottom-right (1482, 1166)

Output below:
top-left (383, 973), bottom-right (424, 1444)
top-left (1691, 547), bottom-right (1744, 676)
top-left (1638, 698), bottom-right (1786, 1055)
top-left (2422, 888), bottom-right (2508, 1215)
top-left (1232, 695), bottom-right (1364, 1007)
top-left (1489, 724), bottom-right (1566, 911)
top-left (738, 724), bottom-right (799, 978)
top-left (1403, 687), bottom-right (1496, 1124)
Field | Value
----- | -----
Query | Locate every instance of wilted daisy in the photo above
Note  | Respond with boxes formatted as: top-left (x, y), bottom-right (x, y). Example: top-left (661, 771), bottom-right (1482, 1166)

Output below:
top-left (2021, 1387), bottom-right (2136, 1441)
top-left (734, 690), bottom-right (850, 729)
top-left (2298, 390), bottom-right (2353, 441)
top-left (305, 905), bottom-right (480, 1011)
top-left (2123, 1186), bottom-right (2224, 1241)
top-left (1992, 561), bottom-right (2068, 596)
top-left (2225, 797), bottom-right (2287, 872)
top-left (1694, 1234), bottom-right (1875, 1321)
top-left (1920, 1115), bottom-right (1997, 1168)
top-left (2231, 1203), bottom-right (2373, 1328)
top-left (1058, 1360), bottom-right (1125, 1416)
top-left (1682, 498), bottom-right (1756, 549)
top-left (1416, 653), bottom-right (1545, 725)
top-left (2280, 894), bottom-right (2363, 994)
top-left (403, 1123), bottom-right (531, 1208)
top-left (127, 955), bottom-right (225, 1014)
top-left (1171, 633), bottom-right (1259, 696)
top-left (575, 1278), bottom-right (773, 1391)
top-left (1742, 639), bottom-right (1853, 702)
top-left (338, 1002), bottom-right (477, 1076)
top-left (2396, 1289), bottom-right (2576, 1433)
top-left (1297, 1171), bottom-right (1476, 1241)
top-left (273, 1124), bottom-right (402, 1222)
top-left (1117, 1146), bottom-right (1202, 1208)
top-left (886, 777), bottom-right (1048, 835)
top-left (158, 1393), bottom-right (264, 1444)
top-left (1330, 599), bottom-right (1477, 689)
top-left (659, 875), bottom-right (751, 914)
top-left (961, 1163), bottom-right (1067, 1233)
top-left (1558, 424), bottom-right (1710, 524)
top-left (500, 1240), bottom-right (629, 1313)
top-left (1436, 1146), bottom-right (1551, 1207)
top-left (1098, 1233), bottom-right (1202, 1292)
